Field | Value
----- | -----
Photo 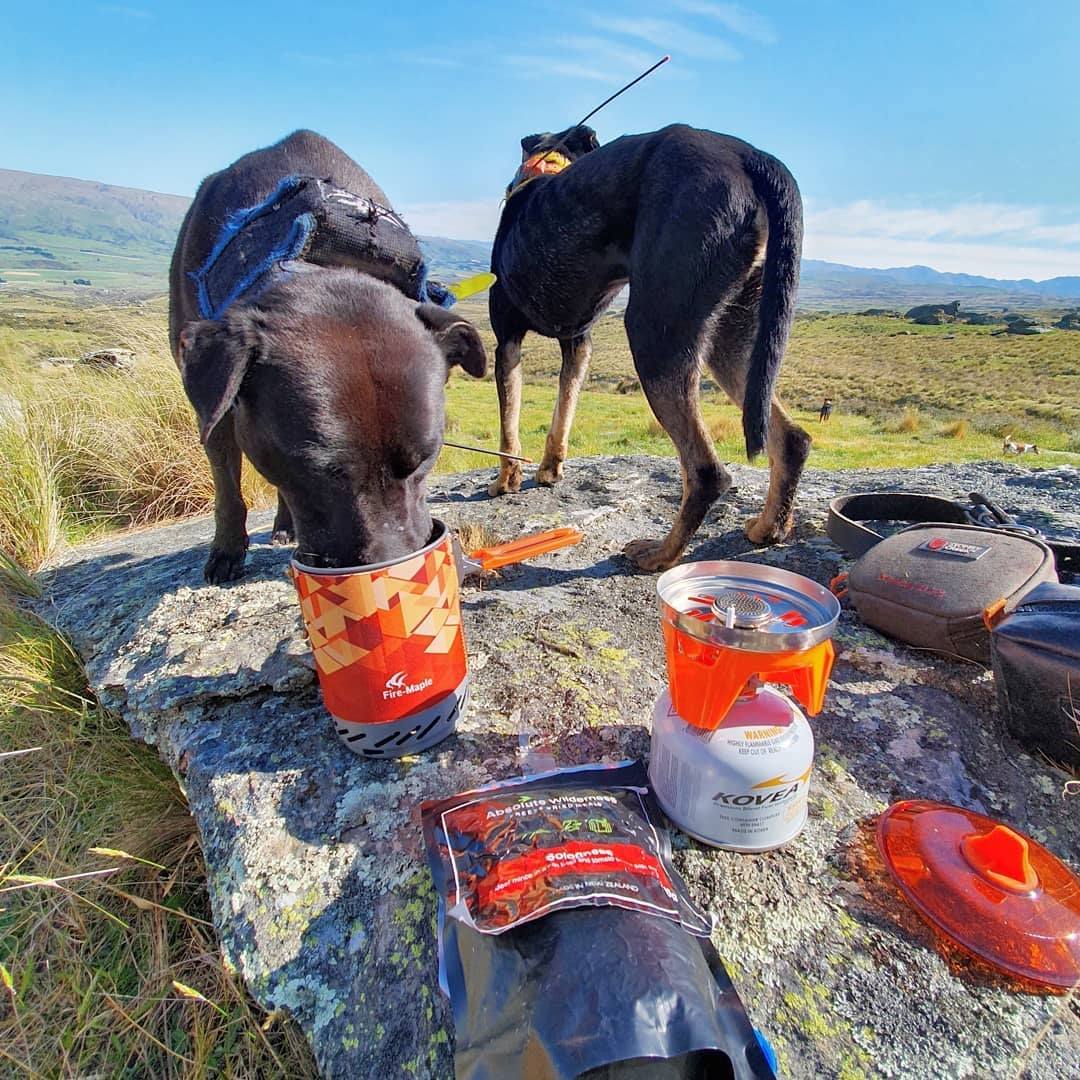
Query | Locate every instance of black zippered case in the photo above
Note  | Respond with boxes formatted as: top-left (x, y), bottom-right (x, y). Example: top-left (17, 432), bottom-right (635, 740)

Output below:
top-left (991, 582), bottom-right (1080, 768)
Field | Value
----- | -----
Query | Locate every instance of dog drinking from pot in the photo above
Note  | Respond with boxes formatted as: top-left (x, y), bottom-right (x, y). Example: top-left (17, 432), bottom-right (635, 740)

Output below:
top-left (169, 130), bottom-right (487, 583)
top-left (488, 123), bottom-right (808, 571)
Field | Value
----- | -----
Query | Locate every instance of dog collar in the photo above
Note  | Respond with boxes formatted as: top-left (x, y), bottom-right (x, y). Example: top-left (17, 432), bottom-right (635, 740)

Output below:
top-left (505, 149), bottom-right (573, 198)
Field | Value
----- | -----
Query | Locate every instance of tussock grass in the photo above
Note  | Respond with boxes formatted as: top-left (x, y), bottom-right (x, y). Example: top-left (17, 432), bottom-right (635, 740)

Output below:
top-left (0, 306), bottom-right (273, 569)
top-left (942, 419), bottom-right (970, 439)
top-left (0, 593), bottom-right (316, 1076)
top-left (3, 298), bottom-right (1078, 571)
top-left (708, 415), bottom-right (741, 444)
top-left (886, 407), bottom-right (922, 434)
top-left (454, 521), bottom-right (502, 554)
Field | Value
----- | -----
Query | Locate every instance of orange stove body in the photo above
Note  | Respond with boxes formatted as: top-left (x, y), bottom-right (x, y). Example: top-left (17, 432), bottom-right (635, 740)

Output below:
top-left (662, 621), bottom-right (836, 731)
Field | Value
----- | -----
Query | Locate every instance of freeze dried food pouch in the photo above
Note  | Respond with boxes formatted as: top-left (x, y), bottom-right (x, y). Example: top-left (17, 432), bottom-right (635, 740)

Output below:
top-left (423, 759), bottom-right (710, 936)
top-left (421, 761), bottom-right (775, 1080)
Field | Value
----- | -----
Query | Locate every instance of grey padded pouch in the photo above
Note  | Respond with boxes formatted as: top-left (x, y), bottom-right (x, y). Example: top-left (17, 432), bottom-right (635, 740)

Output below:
top-left (846, 523), bottom-right (1057, 662)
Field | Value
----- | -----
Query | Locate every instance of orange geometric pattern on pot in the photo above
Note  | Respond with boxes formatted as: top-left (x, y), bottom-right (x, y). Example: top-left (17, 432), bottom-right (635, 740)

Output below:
top-left (288, 534), bottom-right (470, 726)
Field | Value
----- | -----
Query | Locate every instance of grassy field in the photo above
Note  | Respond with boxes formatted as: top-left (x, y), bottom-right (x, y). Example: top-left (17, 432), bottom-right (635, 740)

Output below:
top-left (2, 291), bottom-right (1077, 569)
top-left (1, 290), bottom-right (1078, 1074)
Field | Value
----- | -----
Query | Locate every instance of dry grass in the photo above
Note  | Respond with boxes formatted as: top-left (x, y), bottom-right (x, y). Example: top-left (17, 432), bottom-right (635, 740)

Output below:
top-left (4, 298), bottom-right (1079, 569)
top-left (0, 306), bottom-right (273, 569)
top-left (888, 407), bottom-right (922, 434)
top-left (453, 521), bottom-right (502, 554)
top-left (708, 415), bottom-right (741, 443)
top-left (0, 592), bottom-right (316, 1076)
top-left (942, 419), bottom-right (970, 439)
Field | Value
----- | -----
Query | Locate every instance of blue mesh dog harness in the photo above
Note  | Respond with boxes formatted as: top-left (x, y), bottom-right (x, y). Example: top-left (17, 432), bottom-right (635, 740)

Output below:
top-left (190, 175), bottom-right (452, 319)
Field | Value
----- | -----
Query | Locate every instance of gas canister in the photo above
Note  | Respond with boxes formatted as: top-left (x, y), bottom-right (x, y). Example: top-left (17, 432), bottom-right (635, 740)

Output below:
top-left (650, 685), bottom-right (814, 852)
top-left (649, 561), bottom-right (840, 851)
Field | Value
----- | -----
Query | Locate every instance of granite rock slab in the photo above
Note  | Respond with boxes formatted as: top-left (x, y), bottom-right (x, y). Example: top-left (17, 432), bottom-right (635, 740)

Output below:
top-left (38, 456), bottom-right (1080, 1078)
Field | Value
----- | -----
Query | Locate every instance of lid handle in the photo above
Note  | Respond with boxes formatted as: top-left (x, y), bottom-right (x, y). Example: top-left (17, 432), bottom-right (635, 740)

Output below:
top-left (960, 824), bottom-right (1039, 894)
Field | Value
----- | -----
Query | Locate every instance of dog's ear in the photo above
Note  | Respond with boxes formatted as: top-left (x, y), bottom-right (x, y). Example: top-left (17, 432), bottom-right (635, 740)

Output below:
top-left (520, 133), bottom-right (547, 159)
top-left (415, 304), bottom-right (488, 378)
top-left (565, 125), bottom-right (599, 156)
top-left (177, 320), bottom-right (253, 443)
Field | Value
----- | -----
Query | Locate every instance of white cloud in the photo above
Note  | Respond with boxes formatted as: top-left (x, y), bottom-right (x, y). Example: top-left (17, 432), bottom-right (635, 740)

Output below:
top-left (589, 14), bottom-right (741, 61)
top-left (671, 1), bottom-right (776, 44)
top-left (400, 196), bottom-right (1080, 280)
top-left (554, 35), bottom-right (659, 72)
top-left (804, 199), bottom-right (1080, 280)
top-left (399, 200), bottom-right (503, 242)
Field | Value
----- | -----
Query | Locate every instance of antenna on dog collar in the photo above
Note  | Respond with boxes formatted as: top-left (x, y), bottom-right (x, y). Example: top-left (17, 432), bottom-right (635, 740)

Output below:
top-left (576, 55), bottom-right (670, 127)
top-left (503, 56), bottom-right (670, 202)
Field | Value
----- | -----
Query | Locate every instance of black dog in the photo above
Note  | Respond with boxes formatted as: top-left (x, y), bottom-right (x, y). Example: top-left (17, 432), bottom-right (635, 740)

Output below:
top-left (819, 397), bottom-right (833, 422)
top-left (169, 130), bottom-right (486, 583)
top-left (488, 123), bottom-right (808, 571)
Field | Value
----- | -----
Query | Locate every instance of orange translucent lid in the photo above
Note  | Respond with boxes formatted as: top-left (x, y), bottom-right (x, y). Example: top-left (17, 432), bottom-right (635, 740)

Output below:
top-left (876, 800), bottom-right (1080, 989)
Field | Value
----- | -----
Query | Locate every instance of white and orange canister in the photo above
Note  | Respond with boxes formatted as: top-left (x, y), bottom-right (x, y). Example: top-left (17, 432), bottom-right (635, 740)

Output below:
top-left (649, 561), bottom-right (840, 851)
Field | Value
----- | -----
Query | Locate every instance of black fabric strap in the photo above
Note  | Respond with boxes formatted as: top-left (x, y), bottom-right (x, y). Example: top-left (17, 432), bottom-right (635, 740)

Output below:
top-left (827, 491), bottom-right (1080, 573)
top-left (826, 493), bottom-right (970, 557)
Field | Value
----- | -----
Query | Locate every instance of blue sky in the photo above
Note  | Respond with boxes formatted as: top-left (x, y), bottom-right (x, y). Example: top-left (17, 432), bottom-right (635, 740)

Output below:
top-left (5, 1), bottom-right (1079, 278)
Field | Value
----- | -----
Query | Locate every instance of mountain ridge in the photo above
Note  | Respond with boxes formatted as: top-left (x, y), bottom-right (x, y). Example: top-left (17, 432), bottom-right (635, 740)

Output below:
top-left (1, 167), bottom-right (1077, 306)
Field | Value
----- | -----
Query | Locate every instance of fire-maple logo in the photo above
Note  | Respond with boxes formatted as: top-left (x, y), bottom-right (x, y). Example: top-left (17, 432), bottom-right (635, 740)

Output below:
top-left (383, 670), bottom-right (434, 699)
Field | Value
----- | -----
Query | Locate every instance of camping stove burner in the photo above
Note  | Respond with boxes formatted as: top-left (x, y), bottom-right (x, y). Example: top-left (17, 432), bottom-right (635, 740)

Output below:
top-left (661, 561), bottom-right (840, 654)
top-left (710, 590), bottom-right (771, 628)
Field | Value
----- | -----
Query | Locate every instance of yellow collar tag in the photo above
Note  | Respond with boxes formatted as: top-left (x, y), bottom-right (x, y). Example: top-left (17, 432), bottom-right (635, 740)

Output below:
top-left (446, 271), bottom-right (497, 301)
top-left (507, 150), bottom-right (573, 198)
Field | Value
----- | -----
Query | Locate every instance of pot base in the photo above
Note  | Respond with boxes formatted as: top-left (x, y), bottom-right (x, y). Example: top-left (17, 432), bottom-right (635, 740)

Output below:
top-left (332, 676), bottom-right (469, 758)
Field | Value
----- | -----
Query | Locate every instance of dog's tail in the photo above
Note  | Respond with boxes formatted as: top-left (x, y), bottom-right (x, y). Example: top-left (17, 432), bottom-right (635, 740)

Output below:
top-left (742, 153), bottom-right (803, 460)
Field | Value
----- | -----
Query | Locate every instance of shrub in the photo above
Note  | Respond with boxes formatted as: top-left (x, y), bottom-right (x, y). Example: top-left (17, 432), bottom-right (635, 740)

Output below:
top-left (885, 407), bottom-right (921, 434)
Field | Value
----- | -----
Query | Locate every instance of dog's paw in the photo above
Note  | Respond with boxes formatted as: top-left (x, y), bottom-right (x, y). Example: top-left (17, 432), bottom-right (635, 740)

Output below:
top-left (204, 547), bottom-right (248, 584)
top-left (744, 515), bottom-right (793, 546)
top-left (271, 529), bottom-right (296, 547)
top-left (536, 461), bottom-right (563, 487)
top-left (488, 468), bottom-right (523, 497)
top-left (623, 538), bottom-right (679, 573)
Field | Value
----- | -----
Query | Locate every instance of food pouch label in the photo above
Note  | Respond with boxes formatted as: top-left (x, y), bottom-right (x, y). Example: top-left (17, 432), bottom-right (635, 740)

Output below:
top-left (436, 779), bottom-right (704, 934)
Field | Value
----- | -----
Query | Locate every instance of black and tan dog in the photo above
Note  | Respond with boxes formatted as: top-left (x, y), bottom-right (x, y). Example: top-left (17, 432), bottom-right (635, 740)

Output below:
top-left (488, 123), bottom-right (808, 571)
top-left (169, 130), bottom-right (486, 583)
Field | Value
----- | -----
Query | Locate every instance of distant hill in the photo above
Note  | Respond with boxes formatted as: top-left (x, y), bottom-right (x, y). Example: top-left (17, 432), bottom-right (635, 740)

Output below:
top-left (798, 259), bottom-right (1080, 309)
top-left (0, 167), bottom-right (493, 294)
top-left (1, 168), bottom-right (1077, 308)
top-left (0, 168), bottom-right (188, 290)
